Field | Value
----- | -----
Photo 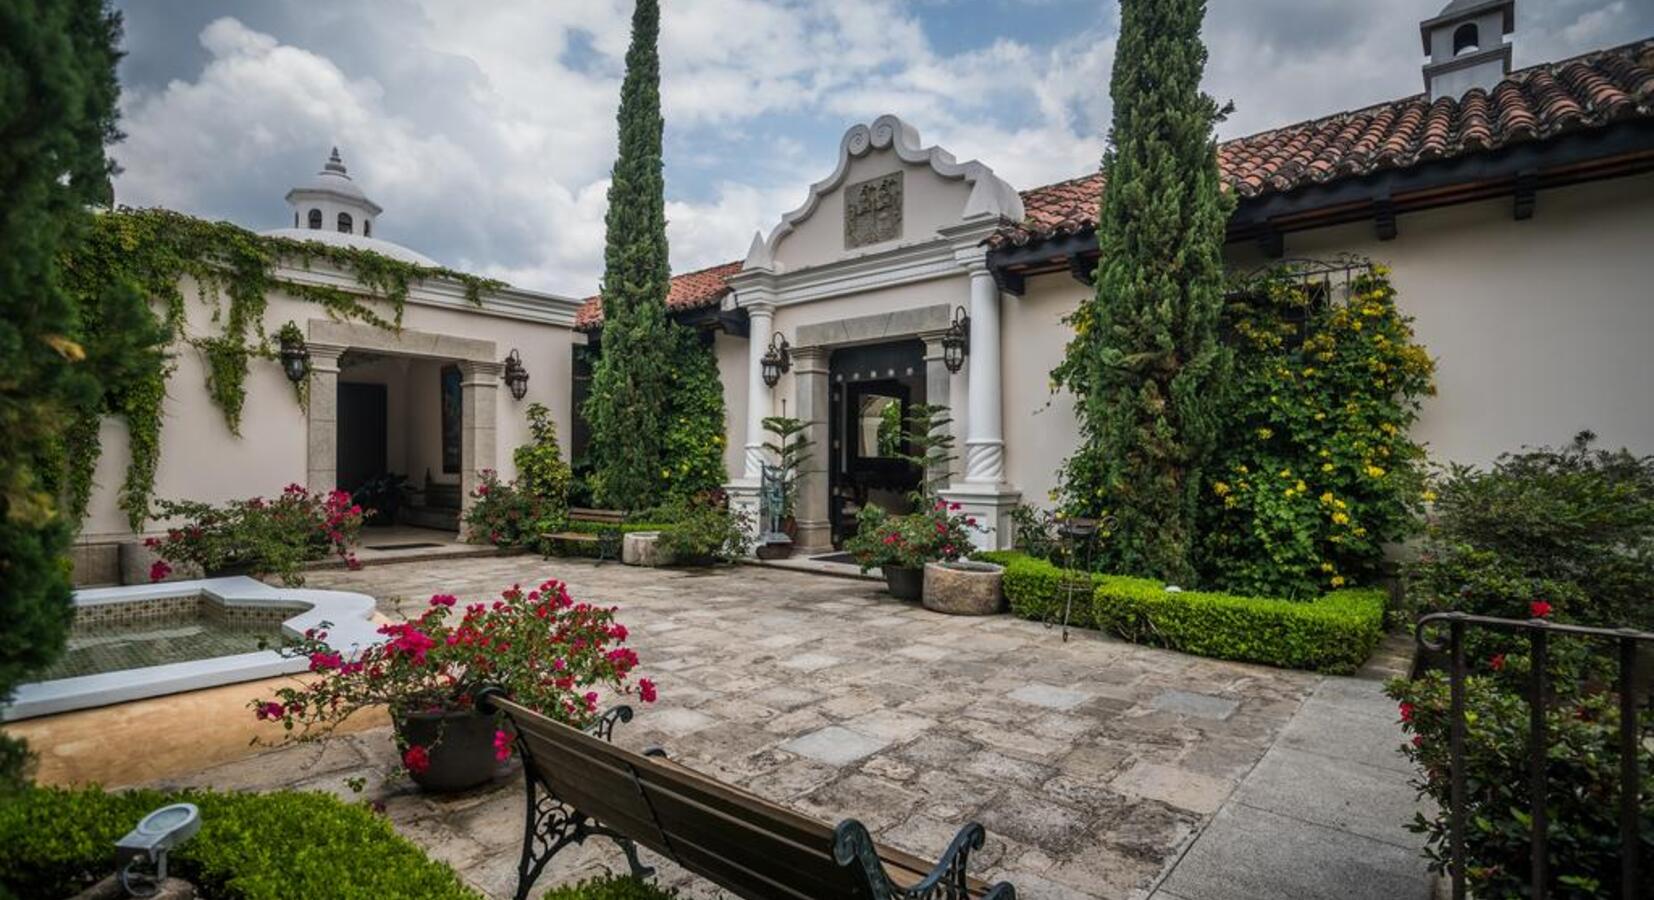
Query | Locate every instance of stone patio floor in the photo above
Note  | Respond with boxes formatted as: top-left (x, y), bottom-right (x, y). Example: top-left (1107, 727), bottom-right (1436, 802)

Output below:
top-left (152, 556), bottom-right (1433, 900)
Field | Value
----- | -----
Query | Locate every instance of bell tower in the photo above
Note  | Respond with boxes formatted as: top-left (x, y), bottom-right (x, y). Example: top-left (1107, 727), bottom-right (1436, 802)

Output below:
top-left (1420, 0), bottom-right (1515, 101)
top-left (284, 146), bottom-right (384, 237)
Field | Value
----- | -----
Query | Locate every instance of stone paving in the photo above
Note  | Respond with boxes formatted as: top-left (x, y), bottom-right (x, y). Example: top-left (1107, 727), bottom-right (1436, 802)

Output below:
top-left (152, 555), bottom-right (1431, 899)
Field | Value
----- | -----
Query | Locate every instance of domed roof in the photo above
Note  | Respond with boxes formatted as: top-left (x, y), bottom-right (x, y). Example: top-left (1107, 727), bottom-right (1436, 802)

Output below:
top-left (284, 147), bottom-right (383, 215)
top-left (260, 226), bottom-right (439, 266)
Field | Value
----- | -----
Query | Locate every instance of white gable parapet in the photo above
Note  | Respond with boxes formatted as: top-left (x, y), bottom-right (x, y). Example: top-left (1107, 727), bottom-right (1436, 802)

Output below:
top-left (743, 114), bottom-right (1023, 273)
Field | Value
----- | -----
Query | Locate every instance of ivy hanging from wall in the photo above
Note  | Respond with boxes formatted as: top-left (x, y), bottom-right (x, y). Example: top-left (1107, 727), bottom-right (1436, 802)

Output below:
top-left (60, 207), bottom-right (503, 531)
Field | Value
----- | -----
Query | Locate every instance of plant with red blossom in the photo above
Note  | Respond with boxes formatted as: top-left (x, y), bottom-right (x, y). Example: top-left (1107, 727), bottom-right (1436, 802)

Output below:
top-left (250, 578), bottom-right (655, 774)
top-left (845, 498), bottom-right (981, 572)
top-left (146, 484), bottom-right (364, 585)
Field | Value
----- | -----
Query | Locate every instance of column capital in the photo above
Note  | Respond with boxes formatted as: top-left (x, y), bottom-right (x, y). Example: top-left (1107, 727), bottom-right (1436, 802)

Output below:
top-left (743, 300), bottom-right (778, 320)
top-left (459, 359), bottom-right (504, 382)
top-left (307, 341), bottom-right (348, 370)
top-left (791, 345), bottom-right (829, 372)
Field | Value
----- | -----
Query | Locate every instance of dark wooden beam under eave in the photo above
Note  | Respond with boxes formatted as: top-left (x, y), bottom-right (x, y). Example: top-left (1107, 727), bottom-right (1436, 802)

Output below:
top-left (1068, 252), bottom-right (1097, 286)
top-left (1373, 185), bottom-right (1398, 241)
top-left (993, 265), bottom-right (1026, 297)
top-left (1513, 168), bottom-right (1538, 220)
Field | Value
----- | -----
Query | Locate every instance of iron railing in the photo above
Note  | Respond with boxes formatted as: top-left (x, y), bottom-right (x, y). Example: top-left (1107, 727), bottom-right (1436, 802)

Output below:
top-left (1414, 612), bottom-right (1653, 900)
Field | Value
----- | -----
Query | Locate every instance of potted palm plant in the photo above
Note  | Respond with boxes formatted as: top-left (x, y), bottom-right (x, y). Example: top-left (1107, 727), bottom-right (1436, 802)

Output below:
top-left (250, 578), bottom-right (657, 793)
top-left (757, 416), bottom-right (813, 559)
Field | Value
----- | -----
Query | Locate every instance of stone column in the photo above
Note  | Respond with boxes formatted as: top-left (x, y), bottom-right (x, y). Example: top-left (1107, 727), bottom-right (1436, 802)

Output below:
top-left (742, 303), bottom-right (776, 480)
top-left (941, 258), bottom-right (1020, 550)
top-left (458, 359), bottom-right (503, 533)
top-left (791, 345), bottom-right (833, 554)
top-left (305, 342), bottom-right (347, 495)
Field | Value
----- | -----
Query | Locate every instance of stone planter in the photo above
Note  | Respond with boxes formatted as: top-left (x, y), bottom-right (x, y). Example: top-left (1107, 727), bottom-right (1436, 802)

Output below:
top-left (883, 565), bottom-right (924, 601)
top-left (922, 560), bottom-right (1005, 615)
top-left (755, 540), bottom-right (794, 560)
top-left (394, 708), bottom-right (502, 793)
top-left (622, 531), bottom-right (673, 567)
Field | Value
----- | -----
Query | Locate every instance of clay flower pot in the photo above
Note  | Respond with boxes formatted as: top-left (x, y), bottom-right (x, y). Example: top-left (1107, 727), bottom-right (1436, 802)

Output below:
top-left (922, 560), bottom-right (1005, 615)
top-left (394, 708), bottom-right (502, 793)
top-left (883, 565), bottom-right (924, 601)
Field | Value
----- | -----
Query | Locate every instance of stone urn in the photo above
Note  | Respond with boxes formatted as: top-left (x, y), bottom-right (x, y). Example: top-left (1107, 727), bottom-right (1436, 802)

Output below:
top-left (922, 560), bottom-right (1005, 615)
top-left (622, 531), bottom-right (672, 567)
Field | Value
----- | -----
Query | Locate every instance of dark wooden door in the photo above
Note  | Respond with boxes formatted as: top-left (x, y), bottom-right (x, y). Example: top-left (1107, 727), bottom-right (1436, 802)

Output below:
top-left (336, 382), bottom-right (388, 494)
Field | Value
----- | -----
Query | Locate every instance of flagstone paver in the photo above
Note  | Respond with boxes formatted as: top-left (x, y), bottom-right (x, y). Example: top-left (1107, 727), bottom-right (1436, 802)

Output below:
top-left (149, 555), bottom-right (1429, 899)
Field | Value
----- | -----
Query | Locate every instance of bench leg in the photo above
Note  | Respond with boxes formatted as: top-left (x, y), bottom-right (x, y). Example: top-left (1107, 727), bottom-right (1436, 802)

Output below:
top-left (514, 773), bottom-right (588, 900)
top-left (833, 819), bottom-right (1017, 900)
top-left (588, 825), bottom-right (655, 880)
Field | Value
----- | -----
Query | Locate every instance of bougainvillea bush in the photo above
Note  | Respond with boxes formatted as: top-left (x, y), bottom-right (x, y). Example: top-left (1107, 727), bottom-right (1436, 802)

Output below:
top-left (846, 499), bottom-right (979, 571)
top-left (251, 578), bottom-right (655, 776)
top-left (147, 484), bottom-right (364, 585)
top-left (1197, 262), bottom-right (1435, 599)
top-left (462, 469), bottom-right (551, 551)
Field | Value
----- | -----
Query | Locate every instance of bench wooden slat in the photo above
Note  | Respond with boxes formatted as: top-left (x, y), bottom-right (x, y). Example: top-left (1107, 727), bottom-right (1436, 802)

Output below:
top-left (568, 507), bottom-right (625, 524)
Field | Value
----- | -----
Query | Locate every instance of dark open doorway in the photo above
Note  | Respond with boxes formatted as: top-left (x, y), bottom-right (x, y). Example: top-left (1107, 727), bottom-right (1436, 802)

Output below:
top-left (828, 339), bottom-right (925, 546)
top-left (336, 382), bottom-right (387, 495)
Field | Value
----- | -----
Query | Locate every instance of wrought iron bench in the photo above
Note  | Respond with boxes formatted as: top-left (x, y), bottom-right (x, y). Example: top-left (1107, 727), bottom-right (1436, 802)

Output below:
top-left (540, 507), bottom-right (626, 562)
top-left (477, 689), bottom-right (1016, 900)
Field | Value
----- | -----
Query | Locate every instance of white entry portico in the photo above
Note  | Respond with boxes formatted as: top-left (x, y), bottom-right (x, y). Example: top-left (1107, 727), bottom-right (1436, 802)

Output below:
top-left (723, 115), bottom-right (1024, 551)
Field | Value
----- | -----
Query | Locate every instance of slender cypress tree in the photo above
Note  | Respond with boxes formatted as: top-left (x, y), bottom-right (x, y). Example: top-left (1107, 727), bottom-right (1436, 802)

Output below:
top-left (0, 0), bottom-right (134, 785)
top-left (1052, 0), bottom-right (1233, 584)
top-left (584, 0), bottom-right (676, 512)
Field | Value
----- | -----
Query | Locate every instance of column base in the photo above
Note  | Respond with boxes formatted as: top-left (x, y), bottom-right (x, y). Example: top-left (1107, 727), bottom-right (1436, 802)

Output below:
top-left (724, 481), bottom-right (764, 553)
top-left (939, 483), bottom-right (1022, 551)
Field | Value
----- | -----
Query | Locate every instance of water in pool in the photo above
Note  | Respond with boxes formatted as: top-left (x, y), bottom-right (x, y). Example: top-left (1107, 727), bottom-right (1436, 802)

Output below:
top-left (34, 615), bottom-right (284, 681)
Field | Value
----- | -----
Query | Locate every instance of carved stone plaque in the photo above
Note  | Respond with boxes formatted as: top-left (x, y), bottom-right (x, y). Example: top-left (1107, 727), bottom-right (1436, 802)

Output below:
top-left (844, 171), bottom-right (902, 249)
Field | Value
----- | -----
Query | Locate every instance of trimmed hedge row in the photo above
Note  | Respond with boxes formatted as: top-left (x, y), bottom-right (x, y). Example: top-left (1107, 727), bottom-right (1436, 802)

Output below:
top-left (0, 787), bottom-right (475, 899)
top-left (545, 876), bottom-right (678, 899)
top-left (975, 551), bottom-right (1385, 674)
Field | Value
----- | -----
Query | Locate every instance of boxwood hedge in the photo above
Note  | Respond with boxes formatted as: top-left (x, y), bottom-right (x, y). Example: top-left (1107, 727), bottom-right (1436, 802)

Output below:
top-left (975, 551), bottom-right (1385, 673)
top-left (0, 786), bottom-right (475, 900)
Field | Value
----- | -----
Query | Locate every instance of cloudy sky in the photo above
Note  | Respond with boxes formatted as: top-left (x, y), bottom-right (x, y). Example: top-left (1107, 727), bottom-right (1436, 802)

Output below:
top-left (109, 0), bottom-right (1647, 298)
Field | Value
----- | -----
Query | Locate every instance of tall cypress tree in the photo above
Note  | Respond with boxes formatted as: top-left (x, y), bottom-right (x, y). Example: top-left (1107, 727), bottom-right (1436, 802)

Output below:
top-left (584, 0), bottom-right (676, 512)
top-left (1052, 0), bottom-right (1233, 584)
top-left (0, 0), bottom-right (136, 785)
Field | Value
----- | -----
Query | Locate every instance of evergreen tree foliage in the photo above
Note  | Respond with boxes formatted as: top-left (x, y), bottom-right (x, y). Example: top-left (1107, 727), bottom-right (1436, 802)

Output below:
top-left (1051, 0), bottom-right (1233, 584)
top-left (584, 0), bottom-right (678, 512)
top-left (0, 0), bottom-right (145, 786)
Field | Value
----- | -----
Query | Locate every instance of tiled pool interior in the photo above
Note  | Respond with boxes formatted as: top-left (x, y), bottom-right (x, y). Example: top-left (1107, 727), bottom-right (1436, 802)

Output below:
top-left (35, 594), bottom-right (307, 681)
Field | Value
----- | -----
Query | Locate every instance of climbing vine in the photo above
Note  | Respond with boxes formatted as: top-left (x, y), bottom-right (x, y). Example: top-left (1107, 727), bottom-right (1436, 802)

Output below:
top-left (60, 207), bottom-right (504, 530)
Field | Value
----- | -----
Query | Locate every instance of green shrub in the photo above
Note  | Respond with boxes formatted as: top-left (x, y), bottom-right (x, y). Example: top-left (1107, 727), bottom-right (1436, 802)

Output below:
top-left (0, 786), bottom-right (476, 899)
top-left (974, 551), bottom-right (1107, 629)
top-left (1093, 580), bottom-right (1384, 673)
top-left (515, 402), bottom-right (573, 534)
top-left (545, 875), bottom-right (678, 899)
top-left (651, 491), bottom-right (750, 564)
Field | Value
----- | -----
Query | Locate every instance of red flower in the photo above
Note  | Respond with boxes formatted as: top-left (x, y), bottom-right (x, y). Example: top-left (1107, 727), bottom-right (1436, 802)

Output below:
top-left (1489, 654), bottom-right (1506, 671)
top-left (255, 701), bottom-right (285, 721)
top-left (402, 744), bottom-right (430, 774)
top-left (1529, 599), bottom-right (1553, 618)
top-left (1398, 701), bottom-right (1414, 724)
top-left (493, 729), bottom-right (513, 763)
top-left (149, 560), bottom-right (173, 583)
top-left (638, 678), bottom-right (658, 703)
top-left (1411, 734), bottom-right (1424, 748)
top-left (430, 594), bottom-right (458, 607)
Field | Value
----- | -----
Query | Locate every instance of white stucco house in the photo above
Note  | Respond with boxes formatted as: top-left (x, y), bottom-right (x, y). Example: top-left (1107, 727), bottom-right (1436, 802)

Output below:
top-left (572, 1), bottom-right (1654, 552)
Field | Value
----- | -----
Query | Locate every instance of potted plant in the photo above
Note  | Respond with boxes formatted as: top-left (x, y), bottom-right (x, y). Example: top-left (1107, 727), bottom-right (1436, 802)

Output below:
top-left (758, 416), bottom-right (813, 558)
top-left (250, 578), bottom-right (656, 793)
top-left (146, 484), bottom-right (364, 585)
top-left (845, 500), bottom-right (978, 600)
top-left (352, 472), bottom-right (408, 526)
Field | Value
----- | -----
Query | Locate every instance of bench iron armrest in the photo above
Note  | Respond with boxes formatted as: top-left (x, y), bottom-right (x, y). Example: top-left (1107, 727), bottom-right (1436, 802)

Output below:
top-left (834, 819), bottom-right (1016, 900)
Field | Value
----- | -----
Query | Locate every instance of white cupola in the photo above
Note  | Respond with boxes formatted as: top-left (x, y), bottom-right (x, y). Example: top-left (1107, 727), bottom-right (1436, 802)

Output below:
top-left (1420, 0), bottom-right (1515, 101)
top-left (284, 147), bottom-right (384, 238)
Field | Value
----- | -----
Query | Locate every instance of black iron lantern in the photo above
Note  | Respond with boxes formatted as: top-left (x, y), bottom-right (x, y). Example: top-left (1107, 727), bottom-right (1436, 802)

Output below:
top-left (760, 332), bottom-right (791, 388)
top-left (503, 349), bottom-right (529, 401)
top-left (278, 331), bottom-right (310, 383)
top-left (942, 306), bottom-right (970, 374)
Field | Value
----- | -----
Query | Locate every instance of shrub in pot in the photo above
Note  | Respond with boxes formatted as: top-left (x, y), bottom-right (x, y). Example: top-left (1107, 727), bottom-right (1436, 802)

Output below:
top-left (846, 500), bottom-right (978, 600)
top-left (146, 484), bottom-right (364, 585)
top-left (250, 578), bottom-right (657, 793)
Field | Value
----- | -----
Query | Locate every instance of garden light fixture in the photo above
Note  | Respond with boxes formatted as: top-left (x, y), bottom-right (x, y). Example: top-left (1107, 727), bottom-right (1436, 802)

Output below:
top-left (115, 802), bottom-right (201, 897)
top-left (278, 330), bottom-right (310, 383)
top-left (760, 332), bottom-right (791, 388)
top-left (503, 349), bottom-right (530, 401)
top-left (942, 306), bottom-right (970, 374)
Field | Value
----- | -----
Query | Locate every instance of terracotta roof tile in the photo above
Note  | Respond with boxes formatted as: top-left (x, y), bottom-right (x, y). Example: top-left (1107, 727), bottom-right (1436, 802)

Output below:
top-left (575, 260), bottom-right (742, 329)
top-left (989, 39), bottom-right (1654, 249)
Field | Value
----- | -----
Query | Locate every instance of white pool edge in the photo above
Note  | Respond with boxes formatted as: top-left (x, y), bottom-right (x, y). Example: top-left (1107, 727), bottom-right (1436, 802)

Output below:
top-left (2, 576), bottom-right (384, 722)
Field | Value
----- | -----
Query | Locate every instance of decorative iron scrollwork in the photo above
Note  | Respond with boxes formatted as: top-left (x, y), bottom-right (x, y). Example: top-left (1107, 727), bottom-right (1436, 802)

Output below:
top-left (832, 819), bottom-right (1016, 900)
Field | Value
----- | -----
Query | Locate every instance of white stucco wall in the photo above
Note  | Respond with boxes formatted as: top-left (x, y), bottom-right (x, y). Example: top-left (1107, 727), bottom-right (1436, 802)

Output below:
top-left (76, 271), bottom-right (580, 544)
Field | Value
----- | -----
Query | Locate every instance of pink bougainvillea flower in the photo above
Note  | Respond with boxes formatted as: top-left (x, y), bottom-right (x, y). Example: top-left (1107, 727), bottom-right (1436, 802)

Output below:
top-left (638, 678), bottom-right (658, 703)
top-left (1529, 599), bottom-right (1553, 618)
top-left (1411, 734), bottom-right (1425, 748)
top-left (149, 560), bottom-right (173, 583)
top-left (493, 729), bottom-right (512, 763)
top-left (255, 701), bottom-right (285, 721)
top-left (402, 744), bottom-right (431, 774)
top-left (430, 594), bottom-right (458, 607)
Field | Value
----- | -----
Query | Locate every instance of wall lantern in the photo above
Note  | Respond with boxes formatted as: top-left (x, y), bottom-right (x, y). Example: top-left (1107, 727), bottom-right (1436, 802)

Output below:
top-left (278, 330), bottom-right (310, 383)
top-left (503, 349), bottom-right (530, 401)
top-left (760, 332), bottom-right (791, 388)
top-left (942, 306), bottom-right (971, 374)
